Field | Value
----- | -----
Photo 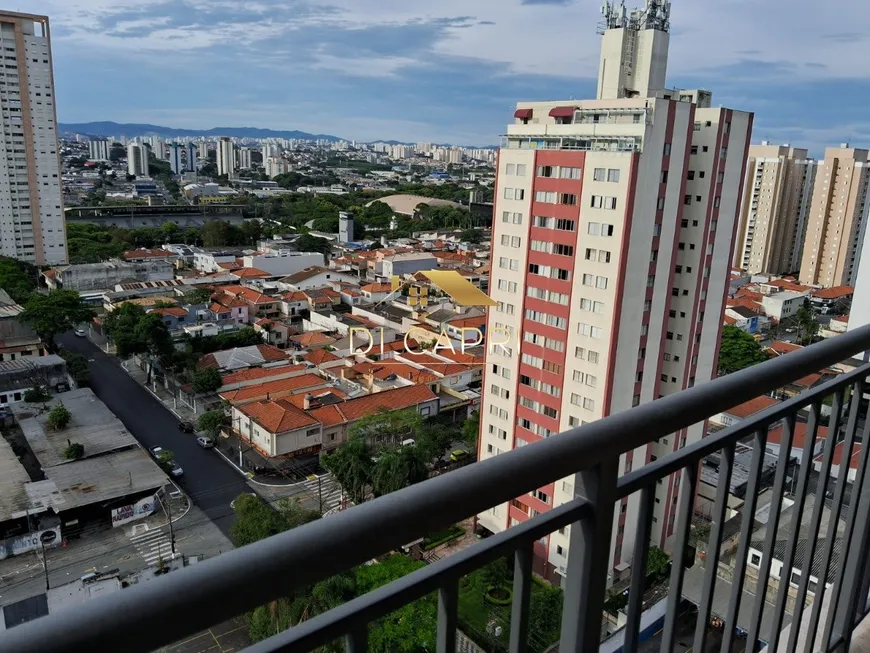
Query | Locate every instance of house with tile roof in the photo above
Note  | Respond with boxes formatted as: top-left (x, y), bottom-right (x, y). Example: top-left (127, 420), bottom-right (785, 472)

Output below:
top-left (219, 373), bottom-right (331, 406)
top-left (809, 285), bottom-right (854, 315)
top-left (710, 395), bottom-right (780, 428)
top-left (277, 266), bottom-right (358, 292)
top-left (197, 343), bottom-right (289, 371)
top-left (220, 285), bottom-right (282, 319)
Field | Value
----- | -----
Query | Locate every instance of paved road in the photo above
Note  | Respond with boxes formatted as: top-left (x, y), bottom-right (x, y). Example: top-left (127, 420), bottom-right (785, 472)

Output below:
top-left (58, 333), bottom-right (249, 537)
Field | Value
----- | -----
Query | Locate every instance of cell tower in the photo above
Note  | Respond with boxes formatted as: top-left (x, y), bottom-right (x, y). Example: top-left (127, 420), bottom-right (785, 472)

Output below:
top-left (599, 0), bottom-right (671, 34)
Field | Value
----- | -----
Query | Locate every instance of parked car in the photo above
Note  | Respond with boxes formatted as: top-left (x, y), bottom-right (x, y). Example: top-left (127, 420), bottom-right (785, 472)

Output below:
top-left (196, 436), bottom-right (214, 449)
top-left (74, 328), bottom-right (86, 337)
top-left (449, 449), bottom-right (470, 463)
top-left (177, 421), bottom-right (194, 433)
top-left (149, 445), bottom-right (184, 477)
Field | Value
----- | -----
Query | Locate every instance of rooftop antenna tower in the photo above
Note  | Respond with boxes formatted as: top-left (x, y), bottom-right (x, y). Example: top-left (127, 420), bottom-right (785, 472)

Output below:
top-left (599, 0), bottom-right (671, 34)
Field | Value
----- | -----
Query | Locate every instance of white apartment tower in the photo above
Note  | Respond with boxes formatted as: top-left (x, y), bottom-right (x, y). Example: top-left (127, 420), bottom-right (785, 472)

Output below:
top-left (734, 143), bottom-right (816, 275)
top-left (217, 137), bottom-right (234, 177)
top-left (0, 12), bottom-right (66, 265)
top-left (185, 142), bottom-right (197, 172)
top-left (237, 147), bottom-right (252, 170)
top-left (478, 0), bottom-right (753, 583)
top-left (88, 138), bottom-right (110, 162)
top-left (126, 142), bottom-right (150, 178)
top-left (168, 142), bottom-right (183, 175)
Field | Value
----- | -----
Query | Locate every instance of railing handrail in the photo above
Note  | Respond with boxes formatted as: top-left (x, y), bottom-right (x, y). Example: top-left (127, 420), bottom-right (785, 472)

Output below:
top-left (4, 326), bottom-right (870, 653)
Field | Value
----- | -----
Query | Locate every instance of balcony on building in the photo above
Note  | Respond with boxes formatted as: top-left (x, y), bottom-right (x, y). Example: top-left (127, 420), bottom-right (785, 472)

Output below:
top-left (6, 329), bottom-right (870, 652)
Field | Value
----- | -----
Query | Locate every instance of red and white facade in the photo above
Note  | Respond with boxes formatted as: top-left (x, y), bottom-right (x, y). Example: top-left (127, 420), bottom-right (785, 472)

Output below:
top-left (478, 3), bottom-right (753, 584)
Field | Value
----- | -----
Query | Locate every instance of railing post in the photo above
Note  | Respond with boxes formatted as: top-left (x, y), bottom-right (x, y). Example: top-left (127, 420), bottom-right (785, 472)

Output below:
top-left (559, 458), bottom-right (618, 652)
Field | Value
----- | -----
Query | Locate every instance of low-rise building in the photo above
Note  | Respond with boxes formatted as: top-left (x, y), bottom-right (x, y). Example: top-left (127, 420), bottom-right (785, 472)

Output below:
top-left (809, 286), bottom-right (854, 315)
top-left (43, 261), bottom-right (175, 292)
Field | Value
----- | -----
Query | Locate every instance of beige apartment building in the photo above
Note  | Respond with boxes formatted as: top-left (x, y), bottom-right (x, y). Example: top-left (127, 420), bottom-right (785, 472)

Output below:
top-left (799, 145), bottom-right (870, 287)
top-left (0, 12), bottom-right (66, 265)
top-left (478, 0), bottom-right (753, 584)
top-left (734, 143), bottom-right (815, 275)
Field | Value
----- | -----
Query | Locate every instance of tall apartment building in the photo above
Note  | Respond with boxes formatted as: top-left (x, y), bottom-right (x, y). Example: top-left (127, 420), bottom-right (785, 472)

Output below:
top-left (733, 143), bottom-right (815, 275)
top-left (198, 141), bottom-right (209, 161)
top-left (799, 145), bottom-right (870, 287)
top-left (265, 156), bottom-right (289, 179)
top-left (88, 138), bottom-right (110, 162)
top-left (217, 137), bottom-right (234, 177)
top-left (0, 12), bottom-right (66, 265)
top-left (185, 142), bottom-right (197, 172)
top-left (168, 143), bottom-right (183, 175)
top-left (237, 147), bottom-right (252, 170)
top-left (478, 0), bottom-right (753, 583)
top-left (126, 142), bottom-right (150, 178)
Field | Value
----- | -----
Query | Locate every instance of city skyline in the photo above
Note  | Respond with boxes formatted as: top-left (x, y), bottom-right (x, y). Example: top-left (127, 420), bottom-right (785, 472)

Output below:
top-left (20, 0), bottom-right (870, 151)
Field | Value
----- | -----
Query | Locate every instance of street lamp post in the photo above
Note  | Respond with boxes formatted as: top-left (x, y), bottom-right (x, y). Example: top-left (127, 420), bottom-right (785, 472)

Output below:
top-left (156, 493), bottom-right (176, 557)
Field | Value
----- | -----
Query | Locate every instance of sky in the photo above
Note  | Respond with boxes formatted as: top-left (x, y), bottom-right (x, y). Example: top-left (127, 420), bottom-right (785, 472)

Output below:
top-left (20, 0), bottom-right (870, 151)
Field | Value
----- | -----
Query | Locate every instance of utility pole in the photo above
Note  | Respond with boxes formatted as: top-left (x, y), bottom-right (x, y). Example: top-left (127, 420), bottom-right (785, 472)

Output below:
top-left (157, 493), bottom-right (176, 557)
top-left (39, 540), bottom-right (49, 591)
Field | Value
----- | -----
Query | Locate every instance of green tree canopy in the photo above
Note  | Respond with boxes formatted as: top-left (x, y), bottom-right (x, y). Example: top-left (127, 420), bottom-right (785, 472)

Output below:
top-left (47, 404), bottom-right (71, 430)
top-left (717, 325), bottom-right (767, 376)
top-left (0, 257), bottom-right (37, 303)
top-left (349, 408), bottom-right (422, 446)
top-left (322, 437), bottom-right (372, 504)
top-left (192, 367), bottom-right (223, 394)
top-left (19, 290), bottom-right (95, 352)
top-left (796, 305), bottom-right (820, 346)
top-left (295, 234), bottom-right (332, 260)
top-left (197, 409), bottom-right (225, 436)
top-left (461, 410), bottom-right (480, 449)
top-left (103, 303), bottom-right (174, 382)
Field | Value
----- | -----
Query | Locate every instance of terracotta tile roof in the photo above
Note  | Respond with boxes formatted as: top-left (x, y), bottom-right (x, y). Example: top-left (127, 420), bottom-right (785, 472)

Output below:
top-left (221, 373), bottom-right (328, 403)
top-left (255, 318), bottom-right (274, 328)
top-left (280, 266), bottom-right (331, 284)
top-left (308, 384), bottom-right (438, 427)
top-left (401, 352), bottom-right (470, 376)
top-left (222, 285), bottom-right (277, 305)
top-left (240, 398), bottom-right (319, 433)
top-left (232, 267), bottom-right (272, 279)
top-left (282, 388), bottom-right (347, 409)
top-left (341, 288), bottom-right (362, 297)
top-left (448, 315), bottom-right (487, 330)
top-left (117, 296), bottom-right (177, 307)
top-left (734, 289), bottom-right (764, 302)
top-left (371, 362), bottom-right (438, 384)
top-left (767, 341), bottom-right (803, 356)
top-left (767, 422), bottom-right (828, 450)
top-left (209, 302), bottom-right (230, 314)
top-left (767, 279), bottom-right (811, 292)
top-left (792, 371), bottom-right (836, 388)
top-left (345, 313), bottom-right (379, 329)
top-left (432, 348), bottom-right (484, 366)
top-left (290, 332), bottom-right (337, 347)
top-left (726, 298), bottom-right (764, 314)
top-left (724, 396), bottom-right (780, 419)
top-left (283, 291), bottom-right (309, 302)
top-left (723, 315), bottom-right (737, 325)
top-left (304, 349), bottom-right (340, 365)
top-left (218, 262), bottom-right (241, 270)
top-left (830, 314), bottom-right (850, 322)
top-left (123, 248), bottom-right (175, 260)
top-left (150, 307), bottom-right (187, 317)
top-left (43, 269), bottom-right (57, 280)
top-left (221, 364), bottom-right (307, 386)
top-left (816, 442), bottom-right (862, 470)
top-left (812, 285), bottom-right (854, 299)
top-left (361, 283), bottom-right (393, 293)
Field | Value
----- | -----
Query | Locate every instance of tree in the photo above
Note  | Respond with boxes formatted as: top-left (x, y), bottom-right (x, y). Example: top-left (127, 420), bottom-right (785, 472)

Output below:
top-left (184, 287), bottom-right (215, 305)
top-left (197, 409), bottom-right (225, 436)
top-left (192, 367), bottom-right (223, 394)
top-left (460, 228), bottom-right (485, 244)
top-left (290, 573), bottom-right (356, 628)
top-left (61, 351), bottom-right (91, 387)
top-left (321, 437), bottom-right (372, 504)
top-left (24, 386), bottom-right (50, 403)
top-left (103, 303), bottom-right (174, 383)
top-left (461, 410), bottom-right (480, 449)
top-left (717, 325), bottom-right (767, 376)
top-left (349, 408), bottom-right (422, 447)
top-left (356, 556), bottom-right (438, 653)
top-left (156, 449), bottom-right (176, 474)
top-left (645, 546), bottom-right (670, 581)
top-left (64, 441), bottom-right (84, 460)
top-left (795, 305), bottom-right (820, 346)
top-left (0, 256), bottom-right (37, 303)
top-left (527, 583), bottom-right (564, 653)
top-left (371, 449), bottom-right (410, 497)
top-left (482, 557), bottom-right (510, 589)
top-left (47, 404), bottom-right (71, 430)
top-left (295, 234), bottom-right (332, 260)
top-left (19, 290), bottom-right (95, 352)
top-left (231, 494), bottom-right (294, 547)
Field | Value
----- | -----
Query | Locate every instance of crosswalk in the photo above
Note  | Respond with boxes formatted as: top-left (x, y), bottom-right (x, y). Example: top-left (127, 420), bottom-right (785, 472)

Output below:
top-left (128, 526), bottom-right (175, 566)
top-left (299, 475), bottom-right (346, 513)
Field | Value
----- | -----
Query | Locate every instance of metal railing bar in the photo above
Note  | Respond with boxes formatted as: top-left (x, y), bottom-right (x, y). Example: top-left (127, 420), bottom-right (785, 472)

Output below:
top-left (661, 463), bottom-right (699, 651)
top-left (242, 498), bottom-right (593, 653)
top-left (722, 429), bottom-right (768, 653)
top-left (787, 390), bottom-right (844, 653)
top-left (767, 402), bottom-right (824, 653)
top-left (824, 393), bottom-right (870, 649)
top-left (623, 485), bottom-right (655, 653)
top-left (747, 413), bottom-right (797, 649)
top-left (5, 331), bottom-right (870, 653)
top-left (694, 443), bottom-right (736, 652)
top-left (617, 365), bottom-right (870, 498)
top-left (344, 627), bottom-right (367, 653)
top-left (560, 460), bottom-right (619, 652)
top-left (806, 381), bottom-right (864, 652)
top-left (437, 578), bottom-right (459, 653)
top-left (509, 544), bottom-right (534, 653)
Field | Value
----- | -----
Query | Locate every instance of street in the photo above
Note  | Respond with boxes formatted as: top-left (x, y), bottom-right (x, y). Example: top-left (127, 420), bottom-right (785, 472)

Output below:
top-left (57, 332), bottom-right (250, 537)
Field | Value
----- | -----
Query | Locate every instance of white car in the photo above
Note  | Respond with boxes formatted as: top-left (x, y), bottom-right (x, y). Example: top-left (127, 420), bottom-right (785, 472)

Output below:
top-left (149, 445), bottom-right (184, 477)
top-left (74, 328), bottom-right (86, 337)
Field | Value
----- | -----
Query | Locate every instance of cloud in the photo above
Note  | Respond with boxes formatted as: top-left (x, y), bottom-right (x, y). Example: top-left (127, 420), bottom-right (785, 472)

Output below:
top-left (17, 0), bottom-right (870, 145)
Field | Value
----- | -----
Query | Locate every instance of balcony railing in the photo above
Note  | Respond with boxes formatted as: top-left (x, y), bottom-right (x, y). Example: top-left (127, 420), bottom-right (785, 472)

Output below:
top-left (6, 327), bottom-right (870, 653)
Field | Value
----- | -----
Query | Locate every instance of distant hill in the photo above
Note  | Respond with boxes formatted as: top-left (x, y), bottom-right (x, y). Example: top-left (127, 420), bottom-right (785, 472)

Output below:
top-left (57, 121), bottom-right (343, 142)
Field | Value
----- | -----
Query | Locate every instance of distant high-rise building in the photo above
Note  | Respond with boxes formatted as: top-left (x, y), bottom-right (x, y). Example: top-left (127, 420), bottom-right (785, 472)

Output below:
top-left (339, 211), bottom-right (355, 243)
top-left (478, 0), bottom-right (753, 577)
top-left (185, 143), bottom-right (197, 172)
top-left (88, 139), bottom-right (110, 162)
top-left (264, 156), bottom-right (289, 179)
top-left (127, 143), bottom-right (143, 177)
top-left (217, 137), bottom-right (234, 177)
top-left (734, 143), bottom-right (816, 275)
top-left (237, 147), bottom-right (252, 170)
top-left (198, 142), bottom-right (209, 161)
top-left (168, 143), bottom-right (183, 175)
top-left (799, 145), bottom-right (870, 287)
top-left (262, 143), bottom-right (277, 160)
top-left (0, 12), bottom-right (66, 265)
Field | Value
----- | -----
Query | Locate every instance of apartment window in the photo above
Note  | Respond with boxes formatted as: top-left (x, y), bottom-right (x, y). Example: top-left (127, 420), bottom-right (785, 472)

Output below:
top-left (693, 122), bottom-right (701, 132)
top-left (596, 276), bottom-right (608, 290)
top-left (602, 224), bottom-right (614, 236)
top-left (559, 193), bottom-right (577, 205)
top-left (560, 167), bottom-right (581, 179)
top-left (588, 222), bottom-right (600, 236)
top-left (687, 170), bottom-right (695, 180)
top-left (593, 168), bottom-right (606, 181)
top-left (717, 171), bottom-right (724, 183)
top-left (691, 146), bottom-right (698, 154)
top-left (591, 195), bottom-right (603, 208)
top-left (720, 146), bottom-right (728, 159)
top-left (504, 188), bottom-right (515, 199)
top-left (582, 274), bottom-right (595, 287)
top-left (517, 164), bottom-right (527, 176)
top-left (684, 195), bottom-right (692, 205)
top-left (714, 196), bottom-right (721, 208)
top-left (663, 142), bottom-right (671, 156)
top-left (607, 169), bottom-right (620, 182)
top-left (588, 351), bottom-right (599, 364)
top-left (506, 163), bottom-right (516, 175)
top-left (585, 248), bottom-right (597, 261)
top-left (657, 197), bottom-right (665, 210)
top-left (661, 170), bottom-right (669, 184)
top-left (583, 397), bottom-right (595, 411)
top-left (575, 347), bottom-right (586, 360)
